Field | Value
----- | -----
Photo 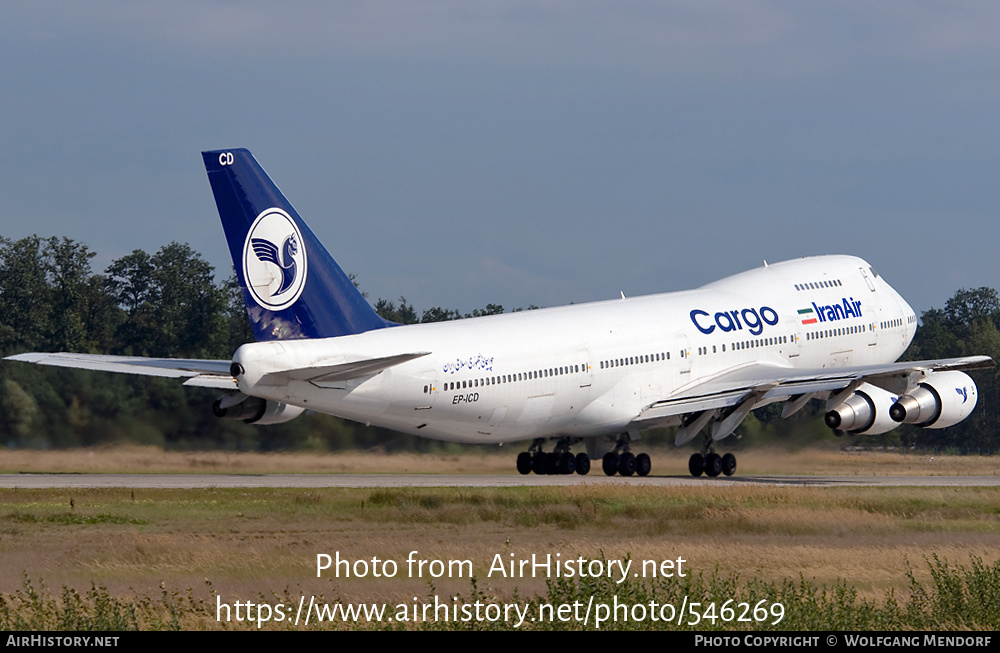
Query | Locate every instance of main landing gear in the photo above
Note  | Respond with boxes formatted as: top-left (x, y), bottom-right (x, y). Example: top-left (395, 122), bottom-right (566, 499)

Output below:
top-left (600, 451), bottom-right (652, 477)
top-left (688, 447), bottom-right (737, 478)
top-left (515, 435), bottom-right (652, 477)
top-left (516, 438), bottom-right (591, 476)
top-left (600, 433), bottom-right (651, 477)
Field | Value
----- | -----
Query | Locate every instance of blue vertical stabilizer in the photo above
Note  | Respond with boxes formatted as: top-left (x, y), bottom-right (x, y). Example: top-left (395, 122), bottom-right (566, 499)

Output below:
top-left (203, 148), bottom-right (391, 341)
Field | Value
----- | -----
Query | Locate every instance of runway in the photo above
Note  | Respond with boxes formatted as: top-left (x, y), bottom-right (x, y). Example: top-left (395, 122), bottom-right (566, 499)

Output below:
top-left (1, 473), bottom-right (998, 489)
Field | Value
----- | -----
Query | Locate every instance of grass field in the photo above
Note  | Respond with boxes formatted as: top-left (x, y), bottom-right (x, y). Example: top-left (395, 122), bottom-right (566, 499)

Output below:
top-left (0, 447), bottom-right (998, 629)
top-left (1, 443), bottom-right (997, 476)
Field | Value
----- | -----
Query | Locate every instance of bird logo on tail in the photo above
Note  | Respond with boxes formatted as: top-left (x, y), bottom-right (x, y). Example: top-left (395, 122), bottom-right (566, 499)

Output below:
top-left (242, 208), bottom-right (308, 311)
top-left (251, 233), bottom-right (299, 294)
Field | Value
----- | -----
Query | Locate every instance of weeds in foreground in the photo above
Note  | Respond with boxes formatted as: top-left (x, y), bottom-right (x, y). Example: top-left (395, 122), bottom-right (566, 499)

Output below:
top-left (1, 555), bottom-right (997, 630)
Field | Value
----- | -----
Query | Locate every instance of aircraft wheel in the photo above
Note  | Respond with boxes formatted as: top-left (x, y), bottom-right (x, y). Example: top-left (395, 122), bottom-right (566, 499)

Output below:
top-left (559, 452), bottom-right (577, 475)
top-left (722, 453), bottom-right (737, 477)
top-left (636, 453), bottom-right (651, 477)
top-left (602, 452), bottom-right (619, 476)
top-left (705, 453), bottom-right (723, 477)
top-left (575, 453), bottom-right (591, 475)
top-left (516, 452), bottom-right (532, 475)
top-left (618, 452), bottom-right (637, 477)
top-left (532, 452), bottom-right (548, 475)
top-left (688, 453), bottom-right (705, 477)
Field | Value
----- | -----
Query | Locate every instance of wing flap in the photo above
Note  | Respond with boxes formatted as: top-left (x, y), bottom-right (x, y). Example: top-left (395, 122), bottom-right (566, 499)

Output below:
top-left (183, 375), bottom-right (240, 389)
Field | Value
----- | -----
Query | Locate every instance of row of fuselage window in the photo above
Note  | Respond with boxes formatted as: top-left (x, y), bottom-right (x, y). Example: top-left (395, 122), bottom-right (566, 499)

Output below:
top-left (794, 279), bottom-right (843, 291)
top-left (805, 313), bottom-right (913, 342)
top-left (804, 315), bottom-right (909, 342)
top-left (434, 363), bottom-right (590, 393)
top-left (806, 324), bottom-right (866, 341)
top-left (600, 335), bottom-right (794, 368)
top-left (692, 335), bottom-right (791, 355)
top-left (880, 317), bottom-right (909, 329)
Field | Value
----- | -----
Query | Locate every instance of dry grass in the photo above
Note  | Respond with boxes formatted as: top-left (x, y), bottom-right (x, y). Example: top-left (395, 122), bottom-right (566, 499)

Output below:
top-left (1, 483), bottom-right (998, 609)
top-left (0, 444), bottom-right (996, 476)
top-left (0, 445), bottom-right (514, 475)
top-left (730, 447), bottom-right (1000, 477)
top-left (1, 446), bottom-right (997, 630)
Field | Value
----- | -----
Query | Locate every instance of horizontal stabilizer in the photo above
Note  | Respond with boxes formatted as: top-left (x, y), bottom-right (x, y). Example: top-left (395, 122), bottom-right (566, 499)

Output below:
top-left (258, 352), bottom-right (431, 388)
top-left (4, 353), bottom-right (236, 389)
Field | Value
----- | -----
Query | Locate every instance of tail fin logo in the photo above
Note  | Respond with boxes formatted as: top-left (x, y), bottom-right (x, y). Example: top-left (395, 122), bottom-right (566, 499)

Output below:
top-left (242, 208), bottom-right (308, 311)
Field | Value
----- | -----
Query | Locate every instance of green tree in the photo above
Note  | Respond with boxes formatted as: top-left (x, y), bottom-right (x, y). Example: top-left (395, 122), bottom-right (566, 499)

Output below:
top-left (944, 287), bottom-right (1000, 329)
top-left (148, 243), bottom-right (228, 357)
top-left (421, 306), bottom-right (463, 323)
top-left (467, 303), bottom-right (505, 318)
top-left (42, 237), bottom-right (103, 352)
top-left (0, 378), bottom-right (39, 444)
top-left (0, 236), bottom-right (51, 353)
top-left (106, 249), bottom-right (159, 355)
top-left (374, 297), bottom-right (419, 324)
top-left (223, 273), bottom-right (254, 352)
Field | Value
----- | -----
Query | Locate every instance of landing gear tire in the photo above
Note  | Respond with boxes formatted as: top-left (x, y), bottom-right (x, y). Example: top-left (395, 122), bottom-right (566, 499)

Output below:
top-left (705, 453), bottom-right (723, 477)
top-left (722, 452), bottom-right (737, 477)
top-left (618, 452), bottom-right (637, 477)
top-left (688, 453), bottom-right (705, 477)
top-left (602, 452), bottom-right (619, 476)
top-left (636, 453), bottom-right (651, 477)
top-left (520, 440), bottom-right (590, 476)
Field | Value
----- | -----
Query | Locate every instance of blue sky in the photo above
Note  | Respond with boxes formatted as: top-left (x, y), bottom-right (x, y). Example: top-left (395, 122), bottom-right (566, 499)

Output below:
top-left (2, 2), bottom-right (998, 315)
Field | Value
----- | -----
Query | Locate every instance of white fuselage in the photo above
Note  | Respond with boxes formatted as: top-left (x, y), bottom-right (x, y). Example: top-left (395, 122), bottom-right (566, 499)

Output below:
top-left (233, 255), bottom-right (917, 443)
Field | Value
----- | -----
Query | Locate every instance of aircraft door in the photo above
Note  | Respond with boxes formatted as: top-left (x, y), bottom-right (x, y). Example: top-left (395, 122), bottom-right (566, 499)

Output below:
top-left (786, 327), bottom-right (802, 359)
top-left (860, 267), bottom-right (879, 348)
top-left (574, 346), bottom-right (594, 388)
top-left (677, 334), bottom-right (692, 375)
top-left (417, 374), bottom-right (438, 410)
top-left (860, 267), bottom-right (876, 292)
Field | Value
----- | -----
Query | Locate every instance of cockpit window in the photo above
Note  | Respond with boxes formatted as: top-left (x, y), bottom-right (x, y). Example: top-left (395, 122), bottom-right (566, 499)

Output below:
top-left (869, 267), bottom-right (879, 278)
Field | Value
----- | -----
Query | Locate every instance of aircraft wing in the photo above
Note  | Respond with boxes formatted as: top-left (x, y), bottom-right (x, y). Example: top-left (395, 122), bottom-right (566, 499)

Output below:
top-left (632, 355), bottom-right (995, 437)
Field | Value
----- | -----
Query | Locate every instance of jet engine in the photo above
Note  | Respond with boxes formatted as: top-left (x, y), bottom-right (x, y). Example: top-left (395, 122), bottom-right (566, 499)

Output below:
top-left (889, 371), bottom-right (977, 429)
top-left (824, 383), bottom-right (900, 436)
top-left (212, 395), bottom-right (305, 425)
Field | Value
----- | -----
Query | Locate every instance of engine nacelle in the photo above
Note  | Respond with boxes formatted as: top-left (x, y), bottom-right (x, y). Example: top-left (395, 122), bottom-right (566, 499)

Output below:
top-left (889, 371), bottom-right (977, 429)
top-left (212, 396), bottom-right (305, 425)
top-left (824, 383), bottom-right (900, 435)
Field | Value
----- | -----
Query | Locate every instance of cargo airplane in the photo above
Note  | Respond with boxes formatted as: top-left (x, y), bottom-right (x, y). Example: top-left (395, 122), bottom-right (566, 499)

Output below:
top-left (8, 149), bottom-right (994, 477)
